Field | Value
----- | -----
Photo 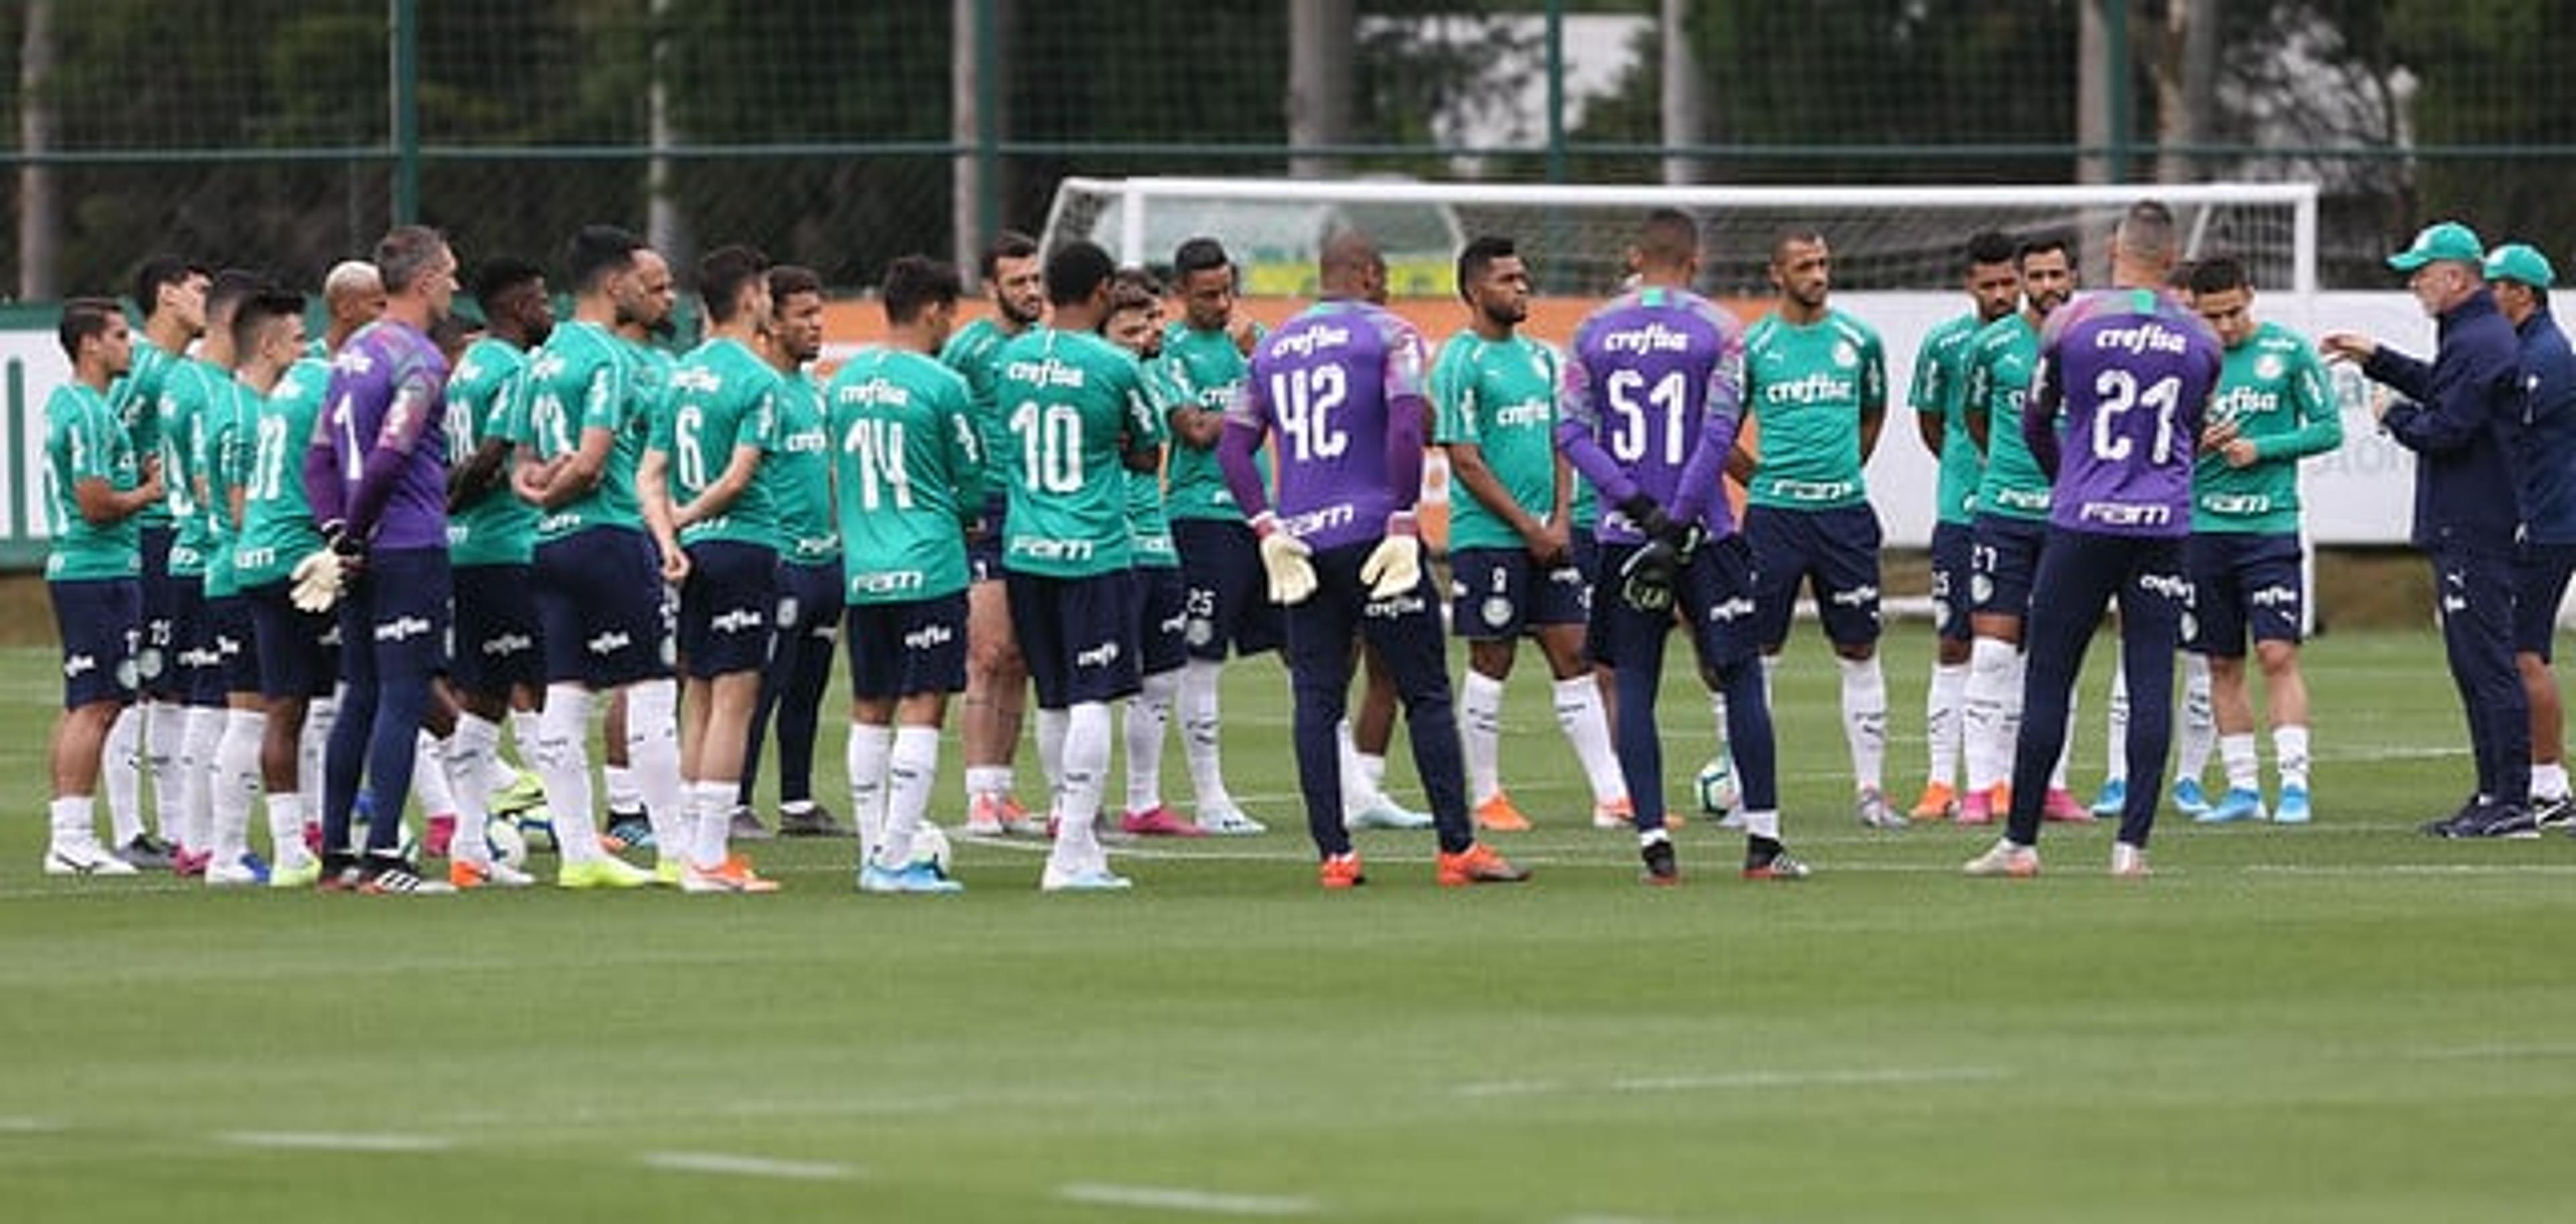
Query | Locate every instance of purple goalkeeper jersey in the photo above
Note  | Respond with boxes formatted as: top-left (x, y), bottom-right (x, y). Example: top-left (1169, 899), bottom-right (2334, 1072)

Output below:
top-left (1554, 286), bottom-right (1750, 545)
top-left (2027, 287), bottom-right (2221, 539)
top-left (305, 318), bottom-right (451, 551)
top-left (1220, 299), bottom-right (1432, 553)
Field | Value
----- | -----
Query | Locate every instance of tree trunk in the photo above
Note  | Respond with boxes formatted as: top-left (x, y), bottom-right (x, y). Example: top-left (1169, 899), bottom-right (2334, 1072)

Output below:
top-left (18, 0), bottom-right (59, 302)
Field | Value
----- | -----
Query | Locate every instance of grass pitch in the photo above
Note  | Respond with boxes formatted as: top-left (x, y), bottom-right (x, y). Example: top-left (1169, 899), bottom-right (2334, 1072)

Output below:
top-left (5, 629), bottom-right (2575, 1223)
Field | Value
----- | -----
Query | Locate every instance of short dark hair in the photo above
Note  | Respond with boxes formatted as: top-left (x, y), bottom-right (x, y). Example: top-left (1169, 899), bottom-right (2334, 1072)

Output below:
top-left (768, 264), bottom-right (823, 303)
top-left (1636, 209), bottom-right (1697, 268)
top-left (981, 230), bottom-right (1040, 282)
top-left (1771, 227), bottom-right (1827, 264)
top-left (131, 254), bottom-right (208, 319)
top-left (2116, 200), bottom-right (2178, 263)
top-left (881, 256), bottom-right (963, 325)
top-left (2186, 256), bottom-right (2251, 297)
top-left (231, 287), bottom-right (307, 357)
top-left (1173, 237), bottom-right (1232, 280)
top-left (472, 256), bottom-right (545, 315)
top-left (375, 225), bottom-right (450, 295)
top-left (1044, 240), bottom-right (1117, 308)
top-left (2017, 233), bottom-right (2075, 268)
top-left (564, 225), bottom-right (645, 294)
top-left (205, 268), bottom-right (266, 327)
top-left (58, 297), bottom-right (123, 362)
top-left (1966, 230), bottom-right (2019, 269)
top-left (1109, 266), bottom-right (1163, 317)
top-left (1455, 235), bottom-right (1517, 301)
top-left (697, 244), bottom-right (771, 325)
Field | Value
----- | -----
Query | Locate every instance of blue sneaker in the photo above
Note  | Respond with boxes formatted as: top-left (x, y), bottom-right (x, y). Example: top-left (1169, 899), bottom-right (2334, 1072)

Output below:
top-left (2196, 786), bottom-right (2267, 824)
top-left (2273, 786), bottom-right (2312, 825)
top-left (857, 860), bottom-right (965, 895)
top-left (2170, 777), bottom-right (2213, 817)
top-left (2088, 778), bottom-right (2128, 817)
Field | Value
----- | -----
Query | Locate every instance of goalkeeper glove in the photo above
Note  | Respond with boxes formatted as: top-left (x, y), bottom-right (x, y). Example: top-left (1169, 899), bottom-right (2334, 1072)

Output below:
top-left (1358, 512), bottom-right (1424, 601)
top-left (1251, 513), bottom-right (1318, 605)
top-left (1618, 493), bottom-right (1675, 542)
top-left (1618, 537), bottom-right (1680, 613)
top-left (289, 548), bottom-right (345, 613)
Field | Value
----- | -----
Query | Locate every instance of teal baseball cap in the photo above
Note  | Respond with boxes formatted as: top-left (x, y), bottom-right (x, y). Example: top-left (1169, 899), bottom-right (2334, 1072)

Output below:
top-left (2387, 221), bottom-right (2485, 271)
top-left (2483, 242), bottom-right (2556, 290)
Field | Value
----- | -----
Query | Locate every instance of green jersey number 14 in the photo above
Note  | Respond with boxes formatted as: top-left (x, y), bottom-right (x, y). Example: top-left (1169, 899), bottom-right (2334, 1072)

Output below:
top-left (843, 416), bottom-right (917, 511)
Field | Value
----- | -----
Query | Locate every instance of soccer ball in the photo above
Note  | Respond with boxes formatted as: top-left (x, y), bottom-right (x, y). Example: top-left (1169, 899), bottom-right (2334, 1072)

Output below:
top-left (515, 807), bottom-right (558, 854)
top-left (909, 823), bottom-right (953, 875)
top-left (482, 817), bottom-right (529, 870)
top-left (1695, 756), bottom-right (1741, 817)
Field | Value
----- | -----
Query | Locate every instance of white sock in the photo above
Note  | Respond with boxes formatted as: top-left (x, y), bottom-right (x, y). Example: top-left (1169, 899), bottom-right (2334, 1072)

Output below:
top-left (692, 780), bottom-right (735, 870)
top-left (1836, 654), bottom-right (1888, 793)
top-left (1710, 688), bottom-right (1730, 749)
top-left (1044, 702), bottom-right (1113, 879)
top-left (2177, 652), bottom-right (2215, 782)
top-left (1552, 675), bottom-right (1627, 806)
top-left (963, 764), bottom-right (1006, 806)
top-left (179, 705), bottom-right (224, 854)
top-left (453, 712), bottom-right (513, 798)
top-left (2104, 660), bottom-right (2131, 785)
top-left (847, 723), bottom-right (895, 864)
top-left (883, 726), bottom-right (940, 869)
top-left (2221, 733), bottom-right (2260, 792)
top-left (209, 709), bottom-right (265, 866)
top-left (507, 709), bottom-right (541, 770)
top-left (2531, 758), bottom-right (2565, 802)
top-left (264, 791), bottom-right (310, 867)
top-left (411, 730), bottom-right (459, 821)
top-left (1036, 707), bottom-right (1069, 801)
top-left (1758, 654), bottom-right (1780, 708)
top-left (146, 699), bottom-right (186, 843)
top-left (1124, 668), bottom-right (1179, 814)
top-left (602, 764), bottom-right (641, 815)
top-left (104, 705), bottom-right (144, 844)
top-left (1460, 670), bottom-right (1507, 804)
top-left (624, 678), bottom-right (686, 856)
top-left (299, 695), bottom-right (336, 809)
top-left (535, 684), bottom-right (604, 863)
top-left (2051, 686), bottom-right (2074, 792)
top-left (1741, 808), bottom-right (1780, 840)
top-left (49, 795), bottom-right (98, 849)
top-left (1925, 661), bottom-right (1967, 789)
top-left (1358, 751), bottom-right (1389, 795)
top-left (1963, 637), bottom-right (2015, 795)
top-left (1336, 719), bottom-right (1375, 813)
top-left (1178, 658), bottom-right (1232, 813)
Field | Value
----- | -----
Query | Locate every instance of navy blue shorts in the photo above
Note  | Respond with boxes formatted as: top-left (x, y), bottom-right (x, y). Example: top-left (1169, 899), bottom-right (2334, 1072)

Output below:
top-left (170, 580), bottom-right (221, 707)
top-left (775, 558), bottom-right (844, 657)
top-left (1571, 525), bottom-right (1600, 582)
top-left (335, 546), bottom-right (452, 686)
top-left (1746, 503), bottom-right (1883, 649)
top-left (533, 525), bottom-right (674, 688)
top-left (1448, 546), bottom-right (1589, 640)
top-left (2186, 531), bottom-right (2306, 656)
top-left (207, 595), bottom-right (260, 697)
top-left (49, 578), bottom-right (140, 710)
top-left (1138, 564), bottom-right (1190, 675)
top-left (1174, 517), bottom-right (1284, 660)
top-left (967, 499), bottom-right (1008, 584)
top-left (1971, 513), bottom-right (2051, 621)
top-left (1006, 569), bottom-right (1142, 708)
top-left (1591, 534), bottom-right (1762, 677)
top-left (1929, 520), bottom-right (1974, 642)
top-left (138, 525), bottom-right (180, 697)
top-left (1282, 539), bottom-right (1451, 709)
top-left (2516, 542), bottom-right (2576, 660)
top-left (244, 580), bottom-right (335, 700)
top-left (844, 592), bottom-right (969, 701)
top-left (450, 562), bottom-right (543, 697)
top-left (678, 540), bottom-right (780, 678)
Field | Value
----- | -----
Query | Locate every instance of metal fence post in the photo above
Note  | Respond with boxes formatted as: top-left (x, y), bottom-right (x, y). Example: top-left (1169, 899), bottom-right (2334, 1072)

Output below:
top-left (390, 0), bottom-right (420, 225)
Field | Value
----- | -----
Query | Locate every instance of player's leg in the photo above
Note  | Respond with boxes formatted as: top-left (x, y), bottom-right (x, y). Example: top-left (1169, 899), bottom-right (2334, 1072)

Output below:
top-left (2187, 536), bottom-right (2261, 823)
top-left (2435, 544), bottom-right (2532, 833)
top-left (1338, 645), bottom-right (1430, 829)
top-left (138, 525), bottom-right (186, 862)
top-left (42, 577), bottom-right (142, 876)
top-left (1120, 566), bottom-right (1197, 837)
top-left (1174, 519), bottom-right (1263, 833)
top-left (1917, 521), bottom-right (1974, 820)
top-left (1594, 542), bottom-right (1674, 840)
top-left (1030, 573), bottom-right (1140, 890)
top-left (859, 593), bottom-right (971, 894)
top-left (1689, 535), bottom-right (1799, 880)
top-left (345, 548), bottom-right (450, 892)
top-left (1813, 507), bottom-right (1896, 828)
top-left (1534, 562), bottom-right (1626, 828)
top-left (247, 582), bottom-right (327, 884)
top-left (1974, 532), bottom-right (2116, 874)
top-left (767, 561), bottom-right (848, 837)
top-left (174, 585), bottom-right (225, 873)
top-left (2513, 544), bottom-right (2575, 825)
top-left (1280, 557), bottom-right (1364, 874)
top-left (2104, 542), bottom-right (2188, 871)
top-left (1354, 542), bottom-right (1523, 886)
top-left (675, 543), bottom-right (782, 892)
top-left (529, 532), bottom-right (649, 888)
top-left (203, 600), bottom-right (270, 884)
top-left (1960, 517), bottom-right (2032, 823)
top-left (962, 554), bottom-right (1032, 835)
top-left (1452, 548), bottom-right (1532, 831)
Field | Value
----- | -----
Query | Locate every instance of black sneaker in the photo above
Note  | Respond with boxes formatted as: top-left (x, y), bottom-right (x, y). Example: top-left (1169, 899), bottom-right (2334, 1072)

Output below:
top-left (604, 811), bottom-right (655, 851)
top-left (116, 831), bottom-right (176, 870)
top-left (728, 807), bottom-right (774, 842)
top-left (2532, 793), bottom-right (2576, 831)
top-left (356, 855), bottom-right (455, 895)
top-left (776, 804), bottom-right (853, 838)
top-left (317, 852), bottom-right (365, 892)
top-left (2419, 797), bottom-right (2484, 838)
top-left (1741, 835), bottom-right (1812, 881)
top-left (2457, 803), bottom-right (2540, 840)
top-left (1640, 839), bottom-right (1680, 886)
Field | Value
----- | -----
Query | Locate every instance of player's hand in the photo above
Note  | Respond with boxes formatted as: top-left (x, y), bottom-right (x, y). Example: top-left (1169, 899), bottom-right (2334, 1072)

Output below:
top-left (289, 548), bottom-right (345, 613)
top-left (1618, 538), bottom-right (1680, 613)
top-left (137, 453), bottom-right (164, 496)
top-left (1250, 513), bottom-right (1318, 605)
top-left (1526, 518), bottom-right (1572, 569)
top-left (1617, 493), bottom-right (1674, 542)
top-left (1227, 316), bottom-right (1260, 357)
top-left (2220, 438), bottom-right (2260, 468)
top-left (2199, 421), bottom-right (2238, 453)
top-left (659, 542), bottom-right (691, 585)
top-left (1360, 513), bottom-right (1424, 601)
top-left (2318, 332), bottom-right (2376, 364)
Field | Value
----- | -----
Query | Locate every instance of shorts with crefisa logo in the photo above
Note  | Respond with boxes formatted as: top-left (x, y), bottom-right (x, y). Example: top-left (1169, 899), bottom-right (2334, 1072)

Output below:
top-left (451, 561), bottom-right (543, 696)
top-left (336, 546), bottom-right (452, 684)
top-left (1138, 564), bottom-right (1190, 675)
top-left (1174, 517), bottom-right (1284, 661)
top-left (678, 539), bottom-right (779, 679)
top-left (1005, 569), bottom-right (1141, 709)
top-left (533, 523), bottom-right (674, 688)
top-left (843, 591), bottom-right (969, 701)
top-left (1591, 533), bottom-right (1761, 676)
top-left (206, 594), bottom-right (260, 697)
top-left (170, 578), bottom-right (217, 707)
top-left (244, 578), bottom-right (335, 700)
top-left (1971, 512), bottom-right (2051, 622)
top-left (1448, 546), bottom-right (1589, 641)
top-left (1746, 502), bottom-right (1882, 650)
top-left (49, 576), bottom-right (140, 710)
top-left (2186, 530), bottom-right (2306, 655)
top-left (1928, 519), bottom-right (1974, 642)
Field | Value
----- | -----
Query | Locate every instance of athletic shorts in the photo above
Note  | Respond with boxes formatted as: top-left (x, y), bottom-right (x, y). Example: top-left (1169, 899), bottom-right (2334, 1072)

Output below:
top-left (678, 540), bottom-right (780, 678)
top-left (1746, 503), bottom-right (1882, 649)
top-left (1138, 564), bottom-right (1190, 676)
top-left (49, 577), bottom-right (140, 710)
top-left (1591, 533), bottom-right (1761, 677)
top-left (967, 498), bottom-right (1008, 584)
top-left (244, 579), bottom-right (335, 700)
top-left (1281, 539), bottom-right (1451, 711)
top-left (1174, 517), bottom-right (1285, 660)
top-left (206, 594), bottom-right (260, 697)
top-left (774, 558), bottom-right (845, 656)
top-left (138, 524), bottom-right (180, 697)
top-left (450, 562), bottom-right (543, 697)
top-left (170, 580), bottom-right (221, 707)
top-left (1971, 513), bottom-right (2051, 621)
top-left (335, 546), bottom-right (452, 686)
top-left (1448, 546), bottom-right (1589, 640)
top-left (2186, 531), bottom-right (2306, 656)
top-left (533, 524), bottom-right (674, 688)
top-left (2516, 542), bottom-right (2576, 660)
top-left (844, 591), bottom-right (970, 701)
top-left (1006, 568), bottom-right (1142, 709)
top-left (1929, 519), bottom-right (1974, 642)
top-left (1571, 525), bottom-right (1600, 582)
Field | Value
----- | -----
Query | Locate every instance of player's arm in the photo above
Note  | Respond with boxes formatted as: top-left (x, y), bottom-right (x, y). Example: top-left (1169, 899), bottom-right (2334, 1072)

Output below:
top-left (71, 411), bottom-right (162, 524)
top-left (675, 394), bottom-right (771, 528)
top-left (633, 442), bottom-right (688, 582)
top-left (1552, 344), bottom-right (1640, 508)
top-left (1962, 344), bottom-right (1995, 452)
top-left (2022, 348), bottom-right (2065, 480)
top-left (1857, 331), bottom-right (1888, 464)
top-left (2381, 340), bottom-right (2516, 455)
top-left (2255, 350), bottom-right (2346, 462)
top-left (1668, 333), bottom-right (1749, 529)
top-left (448, 376), bottom-right (516, 513)
top-left (1217, 371), bottom-right (1275, 521)
top-left (531, 358), bottom-right (627, 509)
top-left (1161, 359), bottom-right (1226, 450)
top-left (944, 399), bottom-right (987, 520)
top-left (1446, 440), bottom-right (1545, 536)
top-left (1909, 334), bottom-right (1951, 457)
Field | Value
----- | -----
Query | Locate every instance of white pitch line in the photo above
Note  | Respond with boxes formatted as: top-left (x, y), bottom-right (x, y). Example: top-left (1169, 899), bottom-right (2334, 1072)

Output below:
top-left (217, 1130), bottom-right (453, 1153)
top-left (1059, 1182), bottom-right (1320, 1216)
top-left (639, 1151), bottom-right (860, 1181)
top-left (2410, 1042), bottom-right (2576, 1062)
top-left (2243, 864), bottom-right (2576, 876)
top-left (1458, 1065), bottom-right (2005, 1099)
top-left (0, 1116), bottom-right (63, 1133)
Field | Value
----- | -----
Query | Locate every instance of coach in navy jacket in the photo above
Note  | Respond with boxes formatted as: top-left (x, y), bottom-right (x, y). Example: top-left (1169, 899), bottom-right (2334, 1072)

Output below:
top-left (2324, 221), bottom-right (2531, 835)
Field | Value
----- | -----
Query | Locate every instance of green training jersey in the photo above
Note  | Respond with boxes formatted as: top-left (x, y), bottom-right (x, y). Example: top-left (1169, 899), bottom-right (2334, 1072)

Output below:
top-left (109, 337), bottom-right (182, 531)
top-left (936, 315), bottom-right (1024, 510)
top-left (524, 320), bottom-right (649, 542)
top-left (158, 357), bottom-right (235, 576)
top-left (762, 368), bottom-right (839, 564)
top-left (1157, 319), bottom-right (1267, 522)
top-left (653, 336), bottom-right (782, 551)
top-left (43, 382), bottom-right (144, 582)
top-left (1126, 361), bottom-right (1181, 570)
top-left (993, 327), bottom-right (1161, 580)
top-left (824, 347), bottom-right (984, 604)
top-left (1741, 309), bottom-right (1885, 511)
top-left (1911, 312), bottom-right (1988, 525)
top-left (2194, 321), bottom-right (2343, 534)
top-left (444, 336), bottom-right (537, 567)
top-left (1966, 313), bottom-right (2052, 523)
top-left (1430, 329), bottom-right (1563, 552)
top-left (235, 358), bottom-right (331, 589)
top-left (197, 376), bottom-right (250, 598)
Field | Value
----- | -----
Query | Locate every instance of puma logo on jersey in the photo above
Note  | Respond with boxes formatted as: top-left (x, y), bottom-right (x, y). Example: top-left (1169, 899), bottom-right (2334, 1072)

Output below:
top-left (1075, 640), bottom-right (1123, 669)
top-left (374, 615), bottom-right (433, 643)
top-left (902, 622), bottom-right (955, 651)
top-left (711, 607), bottom-right (765, 634)
top-left (482, 632), bottom-right (534, 658)
top-left (1269, 325), bottom-right (1352, 358)
top-left (587, 629), bottom-right (633, 656)
top-left (1601, 323), bottom-right (1690, 354)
